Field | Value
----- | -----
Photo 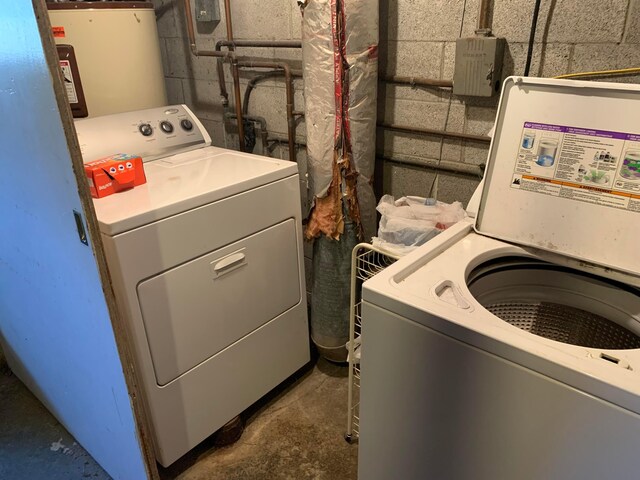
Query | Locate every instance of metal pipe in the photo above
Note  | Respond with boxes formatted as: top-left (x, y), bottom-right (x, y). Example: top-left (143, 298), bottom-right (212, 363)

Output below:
top-left (222, 0), bottom-right (246, 152)
top-left (242, 71), bottom-right (287, 116)
top-left (478, 0), bottom-right (492, 32)
top-left (230, 60), bottom-right (246, 151)
top-left (222, 0), bottom-right (234, 42)
top-left (225, 112), bottom-right (270, 155)
top-left (182, 0), bottom-right (232, 58)
top-left (378, 123), bottom-right (491, 144)
top-left (217, 40), bottom-right (302, 49)
top-left (183, 0), bottom-right (303, 154)
top-left (381, 76), bottom-right (453, 89)
top-left (524, 0), bottom-right (542, 76)
top-left (237, 60), bottom-right (297, 164)
top-left (379, 156), bottom-right (484, 178)
top-left (241, 69), bottom-right (303, 117)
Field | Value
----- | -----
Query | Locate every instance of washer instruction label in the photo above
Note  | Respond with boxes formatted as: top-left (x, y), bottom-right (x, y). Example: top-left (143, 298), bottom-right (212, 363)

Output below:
top-left (59, 60), bottom-right (78, 104)
top-left (511, 121), bottom-right (640, 212)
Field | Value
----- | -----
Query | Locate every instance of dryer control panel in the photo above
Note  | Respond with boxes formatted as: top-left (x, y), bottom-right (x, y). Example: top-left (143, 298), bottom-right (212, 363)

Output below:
top-left (74, 105), bottom-right (211, 163)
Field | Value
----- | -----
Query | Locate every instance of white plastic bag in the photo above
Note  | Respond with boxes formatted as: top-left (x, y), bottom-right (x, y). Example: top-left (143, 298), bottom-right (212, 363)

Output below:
top-left (372, 195), bottom-right (466, 255)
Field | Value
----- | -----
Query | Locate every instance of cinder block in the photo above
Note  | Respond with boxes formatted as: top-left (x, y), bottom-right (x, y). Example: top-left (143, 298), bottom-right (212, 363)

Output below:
top-left (501, 42), bottom-right (572, 78)
top-left (165, 77), bottom-right (185, 104)
top-left (243, 85), bottom-right (290, 135)
top-left (442, 42), bottom-right (456, 81)
top-left (382, 95), bottom-right (465, 130)
top-left (389, 0), bottom-right (478, 41)
top-left (465, 105), bottom-right (496, 136)
top-left (165, 36), bottom-right (216, 79)
top-left (378, 96), bottom-right (465, 162)
top-left (230, 0), bottom-right (291, 40)
top-left (463, 142), bottom-right (490, 166)
top-left (159, 37), bottom-right (170, 77)
top-left (181, 78), bottom-right (225, 121)
top-left (493, 0), bottom-right (627, 43)
top-left (290, 2), bottom-right (302, 40)
top-left (379, 130), bottom-right (462, 163)
top-left (381, 41), bottom-right (443, 78)
top-left (625, 0), bottom-right (640, 43)
top-left (152, 0), bottom-right (179, 38)
top-left (378, 82), bottom-right (445, 106)
top-left (198, 119), bottom-right (225, 146)
top-left (380, 161), bottom-right (438, 198)
top-left (434, 172), bottom-right (480, 205)
top-left (572, 44), bottom-right (640, 81)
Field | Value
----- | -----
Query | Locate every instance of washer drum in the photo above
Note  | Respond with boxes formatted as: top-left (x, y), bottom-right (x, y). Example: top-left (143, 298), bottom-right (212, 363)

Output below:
top-left (467, 257), bottom-right (640, 350)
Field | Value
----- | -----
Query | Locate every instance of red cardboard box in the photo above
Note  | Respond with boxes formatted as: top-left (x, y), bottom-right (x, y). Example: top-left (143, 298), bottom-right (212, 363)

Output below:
top-left (84, 153), bottom-right (146, 198)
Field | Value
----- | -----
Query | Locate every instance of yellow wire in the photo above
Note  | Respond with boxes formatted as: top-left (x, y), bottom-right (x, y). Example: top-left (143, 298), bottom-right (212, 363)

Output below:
top-left (553, 67), bottom-right (640, 79)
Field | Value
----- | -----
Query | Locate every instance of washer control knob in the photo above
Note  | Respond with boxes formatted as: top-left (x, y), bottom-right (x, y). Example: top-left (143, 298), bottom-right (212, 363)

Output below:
top-left (160, 120), bottom-right (174, 134)
top-left (138, 123), bottom-right (153, 137)
top-left (180, 119), bottom-right (194, 131)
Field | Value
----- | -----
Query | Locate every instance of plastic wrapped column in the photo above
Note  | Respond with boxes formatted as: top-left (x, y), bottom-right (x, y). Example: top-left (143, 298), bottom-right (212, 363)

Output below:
top-left (302, 0), bottom-right (378, 360)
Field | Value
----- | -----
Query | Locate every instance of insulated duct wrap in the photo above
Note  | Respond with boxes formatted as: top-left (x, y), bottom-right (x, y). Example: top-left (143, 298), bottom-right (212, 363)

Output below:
top-left (302, 0), bottom-right (378, 361)
top-left (302, 0), bottom-right (378, 241)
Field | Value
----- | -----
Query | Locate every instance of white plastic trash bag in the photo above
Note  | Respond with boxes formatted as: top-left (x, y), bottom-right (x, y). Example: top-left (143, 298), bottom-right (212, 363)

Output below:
top-left (372, 195), bottom-right (466, 255)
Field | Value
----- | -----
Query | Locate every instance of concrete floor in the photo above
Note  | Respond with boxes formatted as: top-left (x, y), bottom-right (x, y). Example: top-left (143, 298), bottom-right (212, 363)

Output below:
top-left (0, 362), bottom-right (110, 480)
top-left (0, 353), bottom-right (358, 480)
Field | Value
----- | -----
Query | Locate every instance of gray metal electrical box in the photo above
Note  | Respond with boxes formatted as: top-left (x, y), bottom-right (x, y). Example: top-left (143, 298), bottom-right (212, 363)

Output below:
top-left (195, 0), bottom-right (220, 23)
top-left (453, 36), bottom-right (505, 97)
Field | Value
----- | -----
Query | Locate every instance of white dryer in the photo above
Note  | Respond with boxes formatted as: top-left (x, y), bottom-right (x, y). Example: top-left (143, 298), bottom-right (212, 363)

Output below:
top-left (74, 105), bottom-right (309, 467)
top-left (359, 78), bottom-right (640, 480)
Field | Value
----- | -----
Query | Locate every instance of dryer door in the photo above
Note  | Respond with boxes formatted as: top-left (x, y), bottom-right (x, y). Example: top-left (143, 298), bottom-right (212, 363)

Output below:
top-left (137, 218), bottom-right (301, 386)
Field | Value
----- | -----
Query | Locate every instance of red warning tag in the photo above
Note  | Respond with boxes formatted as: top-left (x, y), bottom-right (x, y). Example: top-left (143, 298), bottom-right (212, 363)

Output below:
top-left (52, 26), bottom-right (65, 38)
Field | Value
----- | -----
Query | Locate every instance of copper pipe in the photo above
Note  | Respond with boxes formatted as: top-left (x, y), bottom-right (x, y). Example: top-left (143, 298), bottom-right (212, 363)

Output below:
top-left (215, 40), bottom-right (302, 108)
top-left (241, 69), bottom-right (303, 117)
top-left (378, 123), bottom-right (491, 143)
top-left (237, 60), bottom-right (297, 164)
top-left (223, 0), bottom-right (234, 42)
top-left (183, 0), bottom-right (300, 157)
top-left (216, 57), bottom-right (228, 106)
top-left (222, 0), bottom-right (245, 151)
top-left (182, 0), bottom-right (231, 58)
top-left (382, 76), bottom-right (453, 88)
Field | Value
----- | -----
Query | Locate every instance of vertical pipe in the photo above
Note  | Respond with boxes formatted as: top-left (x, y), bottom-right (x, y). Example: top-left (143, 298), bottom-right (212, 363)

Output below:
top-left (223, 0), bottom-right (246, 151)
top-left (282, 64), bottom-right (296, 165)
top-left (524, 0), bottom-right (542, 76)
top-left (478, 0), bottom-right (492, 31)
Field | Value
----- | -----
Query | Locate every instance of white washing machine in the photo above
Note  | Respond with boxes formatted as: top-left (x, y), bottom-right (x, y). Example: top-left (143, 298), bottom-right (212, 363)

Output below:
top-left (358, 78), bottom-right (640, 480)
top-left (74, 105), bottom-right (309, 467)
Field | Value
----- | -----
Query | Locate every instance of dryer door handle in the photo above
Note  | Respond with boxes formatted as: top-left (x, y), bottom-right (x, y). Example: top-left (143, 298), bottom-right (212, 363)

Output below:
top-left (211, 249), bottom-right (247, 278)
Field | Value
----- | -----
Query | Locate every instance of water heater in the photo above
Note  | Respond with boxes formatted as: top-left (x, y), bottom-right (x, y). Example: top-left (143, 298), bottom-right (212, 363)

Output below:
top-left (47, 1), bottom-right (167, 117)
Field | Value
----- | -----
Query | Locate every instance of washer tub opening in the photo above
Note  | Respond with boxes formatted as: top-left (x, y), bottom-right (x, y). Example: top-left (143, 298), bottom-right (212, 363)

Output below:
top-left (466, 257), bottom-right (640, 350)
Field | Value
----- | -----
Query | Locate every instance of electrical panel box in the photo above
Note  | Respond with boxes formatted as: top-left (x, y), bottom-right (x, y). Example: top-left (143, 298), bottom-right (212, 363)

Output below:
top-left (195, 0), bottom-right (220, 23)
top-left (453, 36), bottom-right (505, 97)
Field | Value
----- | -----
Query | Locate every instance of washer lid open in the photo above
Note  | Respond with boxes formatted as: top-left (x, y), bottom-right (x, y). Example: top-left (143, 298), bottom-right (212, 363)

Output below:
top-left (476, 77), bottom-right (640, 281)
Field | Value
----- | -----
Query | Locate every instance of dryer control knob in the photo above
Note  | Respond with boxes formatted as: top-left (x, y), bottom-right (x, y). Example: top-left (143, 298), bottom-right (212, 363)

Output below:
top-left (160, 121), bottom-right (174, 134)
top-left (138, 123), bottom-right (153, 137)
top-left (180, 119), bottom-right (193, 131)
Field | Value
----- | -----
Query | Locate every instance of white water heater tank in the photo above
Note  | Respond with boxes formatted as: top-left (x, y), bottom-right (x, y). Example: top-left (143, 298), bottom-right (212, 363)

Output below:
top-left (47, 1), bottom-right (167, 117)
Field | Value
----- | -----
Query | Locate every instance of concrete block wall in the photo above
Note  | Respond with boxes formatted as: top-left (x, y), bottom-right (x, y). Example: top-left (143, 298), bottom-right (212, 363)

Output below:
top-left (153, 0), bottom-right (640, 209)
